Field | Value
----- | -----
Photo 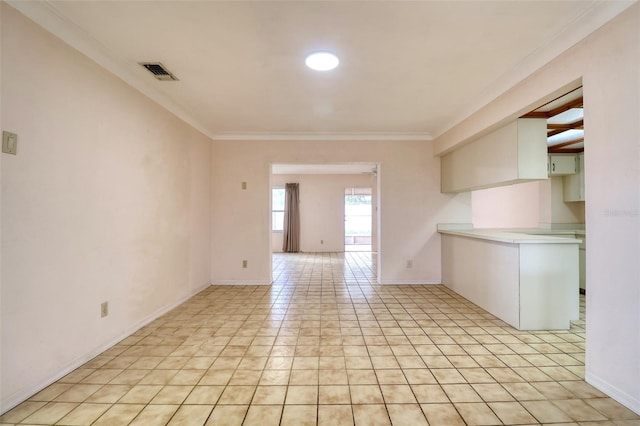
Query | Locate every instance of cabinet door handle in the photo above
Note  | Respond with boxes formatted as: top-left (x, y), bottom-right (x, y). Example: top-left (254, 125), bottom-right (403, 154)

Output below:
top-left (552, 162), bottom-right (556, 172)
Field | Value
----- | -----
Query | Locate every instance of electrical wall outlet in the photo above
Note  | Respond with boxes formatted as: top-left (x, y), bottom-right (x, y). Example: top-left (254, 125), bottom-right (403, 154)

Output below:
top-left (242, 260), bottom-right (248, 268)
top-left (406, 260), bottom-right (413, 268)
top-left (101, 301), bottom-right (109, 318)
top-left (2, 131), bottom-right (17, 155)
top-left (321, 240), bottom-right (324, 244)
top-left (241, 181), bottom-right (247, 190)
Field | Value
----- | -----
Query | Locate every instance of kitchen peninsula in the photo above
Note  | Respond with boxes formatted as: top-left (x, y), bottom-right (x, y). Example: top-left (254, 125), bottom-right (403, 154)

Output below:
top-left (438, 225), bottom-right (581, 330)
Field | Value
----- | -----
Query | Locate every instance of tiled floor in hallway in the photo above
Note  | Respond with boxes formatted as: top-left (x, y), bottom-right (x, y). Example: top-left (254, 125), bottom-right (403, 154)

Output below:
top-left (2, 252), bottom-right (639, 425)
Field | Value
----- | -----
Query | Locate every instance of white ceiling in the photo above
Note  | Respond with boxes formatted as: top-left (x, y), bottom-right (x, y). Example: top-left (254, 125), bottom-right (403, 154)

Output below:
top-left (9, 0), bottom-right (635, 141)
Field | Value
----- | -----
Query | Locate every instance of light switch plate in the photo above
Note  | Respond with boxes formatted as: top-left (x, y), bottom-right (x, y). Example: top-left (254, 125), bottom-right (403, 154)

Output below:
top-left (2, 131), bottom-right (17, 155)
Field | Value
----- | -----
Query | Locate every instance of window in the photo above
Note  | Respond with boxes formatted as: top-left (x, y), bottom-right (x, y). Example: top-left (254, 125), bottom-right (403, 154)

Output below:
top-left (272, 188), bottom-right (285, 231)
top-left (345, 187), bottom-right (372, 246)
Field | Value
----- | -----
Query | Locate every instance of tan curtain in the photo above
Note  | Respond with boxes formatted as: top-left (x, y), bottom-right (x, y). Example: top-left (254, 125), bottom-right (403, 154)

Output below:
top-left (282, 183), bottom-right (300, 252)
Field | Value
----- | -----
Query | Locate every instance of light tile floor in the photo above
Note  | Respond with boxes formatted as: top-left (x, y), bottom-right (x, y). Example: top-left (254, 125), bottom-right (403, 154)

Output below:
top-left (2, 252), bottom-right (639, 425)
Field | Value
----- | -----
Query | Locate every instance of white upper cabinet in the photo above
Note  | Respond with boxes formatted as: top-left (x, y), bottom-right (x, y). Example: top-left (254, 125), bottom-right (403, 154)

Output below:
top-left (440, 118), bottom-right (548, 193)
top-left (563, 153), bottom-right (585, 202)
top-left (548, 154), bottom-right (577, 176)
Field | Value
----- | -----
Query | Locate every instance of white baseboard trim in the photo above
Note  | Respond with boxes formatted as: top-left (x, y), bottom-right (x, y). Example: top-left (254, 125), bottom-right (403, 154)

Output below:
top-left (0, 283), bottom-right (210, 415)
top-left (377, 280), bottom-right (442, 285)
top-left (210, 280), bottom-right (272, 286)
top-left (586, 372), bottom-right (640, 415)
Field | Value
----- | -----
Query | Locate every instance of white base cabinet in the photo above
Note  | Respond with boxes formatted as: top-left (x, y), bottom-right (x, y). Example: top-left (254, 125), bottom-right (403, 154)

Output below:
top-left (441, 232), bottom-right (579, 330)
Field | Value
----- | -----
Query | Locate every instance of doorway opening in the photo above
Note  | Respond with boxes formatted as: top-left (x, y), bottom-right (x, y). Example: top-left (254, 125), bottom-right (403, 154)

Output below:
top-left (270, 163), bottom-right (381, 283)
top-left (344, 187), bottom-right (372, 252)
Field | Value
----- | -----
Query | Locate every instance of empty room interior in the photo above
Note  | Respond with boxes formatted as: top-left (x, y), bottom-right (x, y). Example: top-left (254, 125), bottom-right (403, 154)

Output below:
top-left (1, 1), bottom-right (639, 425)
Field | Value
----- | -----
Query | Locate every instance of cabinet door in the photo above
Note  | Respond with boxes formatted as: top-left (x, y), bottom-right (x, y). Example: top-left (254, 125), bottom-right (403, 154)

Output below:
top-left (579, 248), bottom-right (586, 290)
top-left (563, 154), bottom-right (585, 201)
top-left (549, 154), bottom-right (576, 176)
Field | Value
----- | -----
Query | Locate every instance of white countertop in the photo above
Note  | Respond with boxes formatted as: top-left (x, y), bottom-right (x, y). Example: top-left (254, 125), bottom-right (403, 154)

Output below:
top-left (505, 228), bottom-right (584, 236)
top-left (438, 227), bottom-right (583, 245)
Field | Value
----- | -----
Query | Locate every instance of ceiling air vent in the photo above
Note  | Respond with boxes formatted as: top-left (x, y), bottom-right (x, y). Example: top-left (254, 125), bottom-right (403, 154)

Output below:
top-left (139, 62), bottom-right (179, 81)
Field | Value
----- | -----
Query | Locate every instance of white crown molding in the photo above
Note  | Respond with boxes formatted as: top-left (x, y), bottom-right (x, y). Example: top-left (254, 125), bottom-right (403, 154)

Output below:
top-left (6, 0), bottom-right (433, 143)
top-left (211, 132), bottom-right (433, 141)
top-left (8, 0), bottom-right (635, 143)
top-left (433, 0), bottom-right (638, 139)
top-left (6, 0), bottom-right (216, 140)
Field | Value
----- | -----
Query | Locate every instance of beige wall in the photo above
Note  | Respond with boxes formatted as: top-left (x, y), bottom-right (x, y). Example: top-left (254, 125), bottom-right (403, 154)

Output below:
top-left (538, 177), bottom-right (585, 226)
top-left (211, 139), bottom-right (471, 285)
top-left (435, 4), bottom-right (640, 413)
top-left (1, 4), bottom-right (211, 410)
top-left (271, 174), bottom-right (377, 253)
top-left (472, 181), bottom-right (540, 228)
top-left (472, 177), bottom-right (585, 229)
top-left (0, 2), bottom-right (4, 403)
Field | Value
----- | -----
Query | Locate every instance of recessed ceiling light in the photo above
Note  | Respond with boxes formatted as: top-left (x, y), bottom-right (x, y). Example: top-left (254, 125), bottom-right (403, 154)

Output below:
top-left (305, 51), bottom-right (339, 71)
